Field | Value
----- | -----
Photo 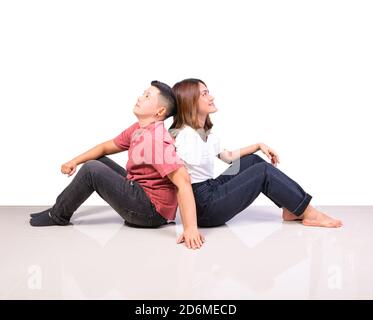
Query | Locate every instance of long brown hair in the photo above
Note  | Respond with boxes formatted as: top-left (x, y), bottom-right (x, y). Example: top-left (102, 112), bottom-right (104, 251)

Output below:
top-left (169, 78), bottom-right (213, 132)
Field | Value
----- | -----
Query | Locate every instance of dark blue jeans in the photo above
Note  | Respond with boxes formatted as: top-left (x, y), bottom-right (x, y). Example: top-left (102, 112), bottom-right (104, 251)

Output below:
top-left (192, 154), bottom-right (312, 227)
top-left (49, 156), bottom-right (167, 227)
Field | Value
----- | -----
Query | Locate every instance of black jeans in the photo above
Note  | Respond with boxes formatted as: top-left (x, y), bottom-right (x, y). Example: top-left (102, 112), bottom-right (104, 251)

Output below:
top-left (192, 154), bottom-right (312, 227)
top-left (49, 156), bottom-right (167, 228)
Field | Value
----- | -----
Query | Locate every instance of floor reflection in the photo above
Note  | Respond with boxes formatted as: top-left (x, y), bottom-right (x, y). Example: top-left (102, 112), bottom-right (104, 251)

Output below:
top-left (0, 206), bottom-right (372, 299)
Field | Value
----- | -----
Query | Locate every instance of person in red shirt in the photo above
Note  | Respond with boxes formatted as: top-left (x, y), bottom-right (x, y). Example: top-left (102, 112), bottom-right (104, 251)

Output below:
top-left (29, 81), bottom-right (204, 250)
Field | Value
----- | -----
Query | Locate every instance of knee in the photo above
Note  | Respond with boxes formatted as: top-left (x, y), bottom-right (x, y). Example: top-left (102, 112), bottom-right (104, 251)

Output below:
top-left (249, 153), bottom-right (266, 163)
top-left (96, 156), bottom-right (109, 163)
top-left (254, 162), bottom-right (271, 176)
top-left (81, 160), bottom-right (102, 172)
top-left (240, 153), bottom-right (265, 165)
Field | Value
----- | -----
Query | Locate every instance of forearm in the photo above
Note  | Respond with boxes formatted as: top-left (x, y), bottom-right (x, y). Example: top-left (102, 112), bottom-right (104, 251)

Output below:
top-left (220, 143), bottom-right (260, 163)
top-left (70, 143), bottom-right (106, 165)
top-left (176, 183), bottom-right (198, 230)
top-left (237, 143), bottom-right (260, 159)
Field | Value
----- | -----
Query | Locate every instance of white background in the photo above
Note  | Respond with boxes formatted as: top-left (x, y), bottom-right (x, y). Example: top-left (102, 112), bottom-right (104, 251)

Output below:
top-left (1, 0), bottom-right (372, 206)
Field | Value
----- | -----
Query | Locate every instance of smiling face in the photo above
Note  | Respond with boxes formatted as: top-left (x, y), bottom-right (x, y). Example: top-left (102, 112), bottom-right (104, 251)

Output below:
top-left (133, 86), bottom-right (166, 119)
top-left (170, 78), bottom-right (215, 132)
top-left (198, 82), bottom-right (217, 116)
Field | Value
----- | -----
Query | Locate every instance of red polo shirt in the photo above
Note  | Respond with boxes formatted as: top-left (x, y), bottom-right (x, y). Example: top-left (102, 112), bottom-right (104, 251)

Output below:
top-left (113, 121), bottom-right (184, 220)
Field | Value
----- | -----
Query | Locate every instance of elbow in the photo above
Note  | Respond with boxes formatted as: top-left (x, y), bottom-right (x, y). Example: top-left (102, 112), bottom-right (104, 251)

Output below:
top-left (169, 167), bottom-right (192, 189)
top-left (220, 151), bottom-right (233, 164)
top-left (184, 174), bottom-right (192, 185)
top-left (175, 171), bottom-right (192, 189)
top-left (180, 171), bottom-right (191, 186)
top-left (226, 152), bottom-right (233, 164)
top-left (100, 142), bottom-right (109, 156)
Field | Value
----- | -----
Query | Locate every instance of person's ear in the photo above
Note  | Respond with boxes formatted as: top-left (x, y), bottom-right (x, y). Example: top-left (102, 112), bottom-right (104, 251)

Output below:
top-left (156, 106), bottom-right (167, 118)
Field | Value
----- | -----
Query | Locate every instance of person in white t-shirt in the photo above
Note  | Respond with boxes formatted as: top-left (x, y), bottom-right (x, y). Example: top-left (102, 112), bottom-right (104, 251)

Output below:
top-left (169, 78), bottom-right (342, 228)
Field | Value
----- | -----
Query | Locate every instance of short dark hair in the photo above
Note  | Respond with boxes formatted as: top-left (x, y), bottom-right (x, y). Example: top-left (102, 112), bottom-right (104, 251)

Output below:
top-left (151, 80), bottom-right (177, 118)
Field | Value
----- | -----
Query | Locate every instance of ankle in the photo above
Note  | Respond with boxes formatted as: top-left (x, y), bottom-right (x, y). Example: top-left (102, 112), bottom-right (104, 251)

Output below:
top-left (300, 204), bottom-right (316, 219)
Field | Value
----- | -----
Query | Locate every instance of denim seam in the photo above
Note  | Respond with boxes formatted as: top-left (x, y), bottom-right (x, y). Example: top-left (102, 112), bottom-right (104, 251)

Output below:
top-left (293, 193), bottom-right (312, 216)
top-left (50, 168), bottom-right (92, 224)
top-left (268, 171), bottom-right (311, 216)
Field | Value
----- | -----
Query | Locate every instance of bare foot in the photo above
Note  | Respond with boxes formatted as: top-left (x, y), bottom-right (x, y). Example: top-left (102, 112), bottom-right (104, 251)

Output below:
top-left (282, 207), bottom-right (302, 221)
top-left (301, 205), bottom-right (342, 228)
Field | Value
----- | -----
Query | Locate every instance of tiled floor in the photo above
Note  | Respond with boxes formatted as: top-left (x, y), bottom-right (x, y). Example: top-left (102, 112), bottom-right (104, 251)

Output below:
top-left (1, 206), bottom-right (372, 299)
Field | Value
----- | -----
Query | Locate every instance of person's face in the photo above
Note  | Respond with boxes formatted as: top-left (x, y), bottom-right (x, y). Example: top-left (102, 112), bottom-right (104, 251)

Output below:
top-left (198, 82), bottom-right (217, 115)
top-left (133, 86), bottom-right (163, 118)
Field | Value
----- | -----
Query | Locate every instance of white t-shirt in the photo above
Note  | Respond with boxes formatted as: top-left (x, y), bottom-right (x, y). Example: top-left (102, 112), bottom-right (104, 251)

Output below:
top-left (173, 126), bottom-right (224, 184)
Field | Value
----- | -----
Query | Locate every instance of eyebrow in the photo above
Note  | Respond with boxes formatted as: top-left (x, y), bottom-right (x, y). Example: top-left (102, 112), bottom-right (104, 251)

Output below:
top-left (200, 89), bottom-right (209, 94)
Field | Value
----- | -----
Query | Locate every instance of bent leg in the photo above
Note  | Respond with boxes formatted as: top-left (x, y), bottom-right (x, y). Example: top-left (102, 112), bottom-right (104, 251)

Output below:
top-left (215, 153), bottom-right (266, 185)
top-left (48, 160), bottom-right (166, 227)
top-left (215, 154), bottom-right (282, 208)
top-left (96, 156), bottom-right (127, 177)
top-left (199, 162), bottom-right (312, 226)
top-left (30, 156), bottom-right (127, 220)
